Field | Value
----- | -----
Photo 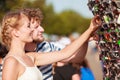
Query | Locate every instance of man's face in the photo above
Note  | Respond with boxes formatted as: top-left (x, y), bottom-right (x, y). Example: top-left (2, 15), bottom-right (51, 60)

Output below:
top-left (30, 18), bottom-right (45, 43)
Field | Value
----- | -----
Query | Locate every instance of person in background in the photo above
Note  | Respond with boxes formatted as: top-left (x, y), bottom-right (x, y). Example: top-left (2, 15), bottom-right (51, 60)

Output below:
top-left (24, 8), bottom-right (101, 80)
top-left (53, 35), bottom-right (80, 80)
top-left (0, 43), bottom-right (8, 80)
top-left (1, 9), bottom-right (101, 80)
top-left (80, 59), bottom-right (95, 80)
top-left (53, 62), bottom-right (80, 80)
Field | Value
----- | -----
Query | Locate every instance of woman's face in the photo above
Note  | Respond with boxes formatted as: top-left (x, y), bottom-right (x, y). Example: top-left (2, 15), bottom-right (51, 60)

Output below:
top-left (17, 14), bottom-right (33, 43)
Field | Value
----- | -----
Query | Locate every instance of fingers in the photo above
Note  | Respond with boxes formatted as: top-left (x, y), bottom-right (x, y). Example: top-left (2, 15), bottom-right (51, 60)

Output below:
top-left (93, 15), bottom-right (102, 27)
top-left (89, 34), bottom-right (99, 41)
top-left (93, 34), bottom-right (99, 41)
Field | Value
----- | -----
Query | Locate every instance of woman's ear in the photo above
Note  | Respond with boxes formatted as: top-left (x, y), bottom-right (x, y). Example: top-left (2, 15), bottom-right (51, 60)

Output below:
top-left (11, 29), bottom-right (20, 37)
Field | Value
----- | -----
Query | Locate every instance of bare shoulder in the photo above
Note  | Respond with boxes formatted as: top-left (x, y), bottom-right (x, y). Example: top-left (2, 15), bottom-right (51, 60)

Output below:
top-left (3, 56), bottom-right (19, 67)
top-left (2, 56), bottom-right (20, 80)
top-left (3, 56), bottom-right (19, 75)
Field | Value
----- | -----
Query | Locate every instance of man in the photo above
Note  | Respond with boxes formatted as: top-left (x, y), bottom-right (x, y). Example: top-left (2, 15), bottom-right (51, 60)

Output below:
top-left (24, 8), bottom-right (100, 80)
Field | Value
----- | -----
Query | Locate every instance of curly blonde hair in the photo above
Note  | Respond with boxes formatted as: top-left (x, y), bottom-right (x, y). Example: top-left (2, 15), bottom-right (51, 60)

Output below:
top-left (1, 11), bottom-right (28, 49)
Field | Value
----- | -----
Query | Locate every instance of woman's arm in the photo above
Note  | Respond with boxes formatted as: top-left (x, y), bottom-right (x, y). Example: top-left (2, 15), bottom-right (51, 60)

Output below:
top-left (29, 16), bottom-right (101, 66)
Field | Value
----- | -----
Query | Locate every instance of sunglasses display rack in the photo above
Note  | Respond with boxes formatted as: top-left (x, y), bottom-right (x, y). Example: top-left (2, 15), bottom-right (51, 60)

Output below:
top-left (87, 0), bottom-right (120, 80)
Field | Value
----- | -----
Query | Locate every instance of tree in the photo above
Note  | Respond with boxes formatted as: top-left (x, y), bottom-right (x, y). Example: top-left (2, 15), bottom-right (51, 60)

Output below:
top-left (0, 0), bottom-right (91, 36)
top-left (44, 10), bottom-right (91, 35)
top-left (0, 0), bottom-right (25, 21)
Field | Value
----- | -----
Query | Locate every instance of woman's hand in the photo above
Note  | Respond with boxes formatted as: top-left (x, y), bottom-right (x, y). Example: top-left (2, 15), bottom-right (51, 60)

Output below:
top-left (89, 15), bottom-right (102, 32)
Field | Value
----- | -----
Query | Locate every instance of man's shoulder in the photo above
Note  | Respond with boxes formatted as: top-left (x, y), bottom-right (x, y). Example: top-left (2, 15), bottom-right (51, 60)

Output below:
top-left (37, 41), bottom-right (53, 47)
top-left (36, 41), bottom-right (63, 52)
top-left (36, 41), bottom-right (55, 52)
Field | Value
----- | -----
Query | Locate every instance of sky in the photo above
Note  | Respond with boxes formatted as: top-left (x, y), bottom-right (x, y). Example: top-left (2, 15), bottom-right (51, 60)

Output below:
top-left (46, 0), bottom-right (94, 18)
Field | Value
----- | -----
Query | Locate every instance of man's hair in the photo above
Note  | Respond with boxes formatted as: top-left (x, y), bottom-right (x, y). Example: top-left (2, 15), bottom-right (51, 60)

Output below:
top-left (22, 8), bottom-right (43, 21)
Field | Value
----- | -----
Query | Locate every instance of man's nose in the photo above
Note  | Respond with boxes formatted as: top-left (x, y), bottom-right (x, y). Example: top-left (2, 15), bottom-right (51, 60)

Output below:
top-left (39, 26), bottom-right (44, 32)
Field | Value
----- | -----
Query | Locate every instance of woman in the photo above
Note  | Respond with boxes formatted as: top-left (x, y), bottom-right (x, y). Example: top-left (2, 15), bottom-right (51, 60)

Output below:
top-left (1, 10), bottom-right (100, 80)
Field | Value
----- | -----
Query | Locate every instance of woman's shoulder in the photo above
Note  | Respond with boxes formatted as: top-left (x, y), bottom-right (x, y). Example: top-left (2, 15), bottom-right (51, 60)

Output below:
top-left (3, 55), bottom-right (20, 74)
top-left (3, 55), bottom-right (19, 66)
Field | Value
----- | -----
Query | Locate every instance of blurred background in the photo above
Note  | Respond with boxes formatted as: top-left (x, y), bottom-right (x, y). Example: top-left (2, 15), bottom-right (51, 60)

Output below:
top-left (0, 0), bottom-right (103, 80)
top-left (0, 0), bottom-right (93, 35)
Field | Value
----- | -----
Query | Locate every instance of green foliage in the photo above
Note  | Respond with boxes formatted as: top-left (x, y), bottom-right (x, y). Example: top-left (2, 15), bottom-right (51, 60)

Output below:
top-left (0, 0), bottom-right (91, 36)
top-left (44, 10), bottom-right (91, 35)
top-left (23, 0), bottom-right (45, 11)
top-left (0, 0), bottom-right (25, 21)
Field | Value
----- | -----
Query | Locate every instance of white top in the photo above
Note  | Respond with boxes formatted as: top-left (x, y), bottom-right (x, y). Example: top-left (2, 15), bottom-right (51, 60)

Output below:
top-left (18, 67), bottom-right (43, 80)
top-left (4, 55), bottom-right (43, 80)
